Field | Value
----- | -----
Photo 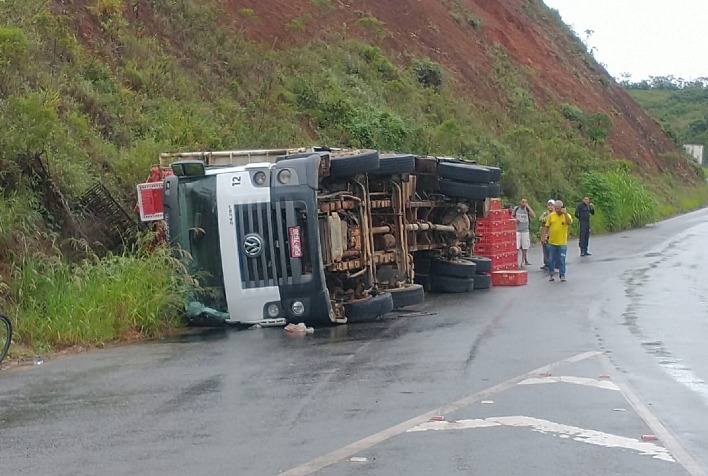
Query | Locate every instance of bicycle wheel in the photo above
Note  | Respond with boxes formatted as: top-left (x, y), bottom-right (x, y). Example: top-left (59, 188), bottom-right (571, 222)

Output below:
top-left (0, 313), bottom-right (11, 364)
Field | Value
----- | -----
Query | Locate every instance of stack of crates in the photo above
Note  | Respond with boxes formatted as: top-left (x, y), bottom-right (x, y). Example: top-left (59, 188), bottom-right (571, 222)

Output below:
top-left (474, 199), bottom-right (517, 272)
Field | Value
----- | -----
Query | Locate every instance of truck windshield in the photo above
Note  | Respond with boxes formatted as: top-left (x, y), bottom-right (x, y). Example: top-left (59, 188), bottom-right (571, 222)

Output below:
top-left (177, 176), bottom-right (227, 311)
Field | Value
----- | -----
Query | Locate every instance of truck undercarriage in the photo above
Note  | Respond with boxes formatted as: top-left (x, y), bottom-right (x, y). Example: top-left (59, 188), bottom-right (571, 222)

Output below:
top-left (302, 150), bottom-right (499, 323)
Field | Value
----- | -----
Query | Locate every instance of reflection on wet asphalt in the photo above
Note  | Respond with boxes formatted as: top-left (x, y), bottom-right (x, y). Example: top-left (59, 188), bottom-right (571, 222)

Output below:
top-left (619, 223), bottom-right (708, 403)
top-left (162, 328), bottom-right (231, 344)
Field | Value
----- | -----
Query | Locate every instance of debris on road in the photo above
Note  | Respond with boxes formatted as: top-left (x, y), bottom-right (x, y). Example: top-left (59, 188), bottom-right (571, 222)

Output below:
top-left (284, 323), bottom-right (314, 335)
top-left (395, 310), bottom-right (437, 318)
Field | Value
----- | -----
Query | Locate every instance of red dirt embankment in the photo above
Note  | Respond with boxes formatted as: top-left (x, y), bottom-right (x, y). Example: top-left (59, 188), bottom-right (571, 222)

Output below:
top-left (220, 0), bottom-right (694, 180)
top-left (57, 0), bottom-right (695, 181)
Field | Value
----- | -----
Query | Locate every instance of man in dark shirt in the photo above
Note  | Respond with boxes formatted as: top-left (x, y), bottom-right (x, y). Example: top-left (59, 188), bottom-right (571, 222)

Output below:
top-left (574, 196), bottom-right (595, 256)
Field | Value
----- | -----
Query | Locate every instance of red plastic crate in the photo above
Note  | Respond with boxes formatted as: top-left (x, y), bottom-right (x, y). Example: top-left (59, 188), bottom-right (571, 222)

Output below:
top-left (489, 198), bottom-right (502, 210)
top-left (476, 249), bottom-right (516, 262)
top-left (491, 262), bottom-right (517, 272)
top-left (485, 209), bottom-right (511, 220)
top-left (476, 229), bottom-right (516, 244)
top-left (491, 270), bottom-right (528, 286)
top-left (474, 241), bottom-right (516, 255)
top-left (475, 218), bottom-right (517, 233)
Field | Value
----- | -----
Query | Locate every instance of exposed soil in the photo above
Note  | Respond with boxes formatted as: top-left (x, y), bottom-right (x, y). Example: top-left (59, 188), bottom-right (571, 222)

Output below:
top-left (53, 0), bottom-right (695, 181)
top-left (217, 0), bottom-right (693, 180)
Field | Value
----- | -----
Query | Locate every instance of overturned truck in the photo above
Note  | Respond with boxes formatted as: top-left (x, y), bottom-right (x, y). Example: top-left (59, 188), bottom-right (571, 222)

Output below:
top-left (160, 148), bottom-right (500, 326)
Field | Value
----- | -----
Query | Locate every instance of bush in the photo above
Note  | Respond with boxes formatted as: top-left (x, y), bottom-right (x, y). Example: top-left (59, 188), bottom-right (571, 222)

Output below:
top-left (580, 170), bottom-right (657, 231)
top-left (412, 59), bottom-right (443, 91)
top-left (0, 27), bottom-right (28, 70)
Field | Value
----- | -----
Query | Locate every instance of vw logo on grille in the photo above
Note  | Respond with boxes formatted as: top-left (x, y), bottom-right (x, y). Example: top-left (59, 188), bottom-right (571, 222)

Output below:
top-left (243, 233), bottom-right (264, 258)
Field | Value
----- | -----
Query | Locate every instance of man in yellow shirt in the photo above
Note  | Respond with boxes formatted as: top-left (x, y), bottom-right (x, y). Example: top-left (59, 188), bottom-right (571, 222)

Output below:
top-left (538, 199), bottom-right (555, 270)
top-left (542, 200), bottom-right (573, 282)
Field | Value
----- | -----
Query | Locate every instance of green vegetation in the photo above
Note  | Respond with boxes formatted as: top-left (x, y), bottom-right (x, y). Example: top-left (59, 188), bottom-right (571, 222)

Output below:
top-left (0, 0), bottom-right (704, 353)
top-left (561, 104), bottom-right (612, 144)
top-left (446, 0), bottom-right (482, 30)
top-left (356, 15), bottom-right (385, 42)
top-left (3, 239), bottom-right (191, 354)
top-left (239, 8), bottom-right (257, 19)
top-left (579, 169), bottom-right (656, 231)
top-left (286, 18), bottom-right (306, 31)
top-left (627, 87), bottom-right (708, 154)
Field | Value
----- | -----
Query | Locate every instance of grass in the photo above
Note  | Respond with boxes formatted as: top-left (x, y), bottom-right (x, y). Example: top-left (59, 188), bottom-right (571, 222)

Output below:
top-left (4, 238), bottom-right (192, 353)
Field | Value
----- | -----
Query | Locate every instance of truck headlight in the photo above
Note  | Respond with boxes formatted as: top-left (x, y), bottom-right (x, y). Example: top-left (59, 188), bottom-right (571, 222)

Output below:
top-left (277, 169), bottom-right (292, 184)
top-left (253, 171), bottom-right (267, 186)
top-left (291, 301), bottom-right (305, 316)
top-left (266, 303), bottom-right (280, 318)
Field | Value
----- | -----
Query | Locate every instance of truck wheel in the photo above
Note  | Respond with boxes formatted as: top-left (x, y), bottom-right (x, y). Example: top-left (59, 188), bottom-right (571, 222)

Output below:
top-left (387, 283), bottom-right (425, 308)
top-left (374, 154), bottom-right (416, 175)
top-left (344, 292), bottom-right (394, 323)
top-left (487, 182), bottom-right (501, 198)
top-left (329, 150), bottom-right (380, 177)
top-left (464, 256), bottom-right (492, 273)
top-left (484, 166), bottom-right (502, 182)
top-left (440, 180), bottom-right (488, 201)
top-left (472, 273), bottom-right (492, 289)
top-left (438, 161), bottom-right (491, 184)
top-left (430, 275), bottom-right (475, 293)
top-left (414, 273), bottom-right (431, 291)
top-left (430, 258), bottom-right (477, 278)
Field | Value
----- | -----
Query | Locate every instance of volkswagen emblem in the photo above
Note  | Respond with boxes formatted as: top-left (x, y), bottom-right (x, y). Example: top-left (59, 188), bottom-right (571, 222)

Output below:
top-left (243, 233), bottom-right (264, 258)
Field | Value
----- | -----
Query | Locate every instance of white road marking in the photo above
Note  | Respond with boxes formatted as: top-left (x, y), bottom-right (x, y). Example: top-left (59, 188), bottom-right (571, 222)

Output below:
top-left (407, 416), bottom-right (675, 463)
top-left (408, 418), bottom-right (499, 432)
top-left (280, 350), bottom-right (602, 476)
top-left (597, 353), bottom-right (707, 476)
top-left (518, 375), bottom-right (620, 391)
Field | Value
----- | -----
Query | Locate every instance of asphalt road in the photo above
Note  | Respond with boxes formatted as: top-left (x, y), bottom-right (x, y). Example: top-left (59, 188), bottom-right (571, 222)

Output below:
top-left (2, 209), bottom-right (708, 476)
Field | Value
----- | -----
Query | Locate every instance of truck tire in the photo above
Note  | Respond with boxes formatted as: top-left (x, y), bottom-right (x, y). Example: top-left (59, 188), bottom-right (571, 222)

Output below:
top-left (438, 161), bottom-right (491, 183)
top-left (414, 273), bottom-right (431, 291)
top-left (374, 154), bottom-right (416, 175)
top-left (484, 166), bottom-right (502, 182)
top-left (430, 258), bottom-right (477, 278)
top-left (329, 150), bottom-right (380, 178)
top-left (344, 292), bottom-right (394, 323)
top-left (464, 256), bottom-right (492, 273)
top-left (387, 283), bottom-right (425, 308)
top-left (440, 180), bottom-right (488, 201)
top-left (487, 182), bottom-right (501, 198)
top-left (430, 275), bottom-right (475, 293)
top-left (472, 273), bottom-right (492, 289)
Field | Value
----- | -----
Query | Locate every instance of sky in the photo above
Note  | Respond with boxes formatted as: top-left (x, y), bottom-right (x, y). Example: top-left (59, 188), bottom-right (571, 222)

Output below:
top-left (542, 0), bottom-right (708, 82)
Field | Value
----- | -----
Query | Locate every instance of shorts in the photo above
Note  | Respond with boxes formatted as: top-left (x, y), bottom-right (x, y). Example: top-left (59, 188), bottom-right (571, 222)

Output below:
top-left (516, 231), bottom-right (530, 250)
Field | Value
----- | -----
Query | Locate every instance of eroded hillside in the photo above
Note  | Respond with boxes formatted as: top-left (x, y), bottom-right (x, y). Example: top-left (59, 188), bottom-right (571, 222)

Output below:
top-left (52, 0), bottom-right (693, 178)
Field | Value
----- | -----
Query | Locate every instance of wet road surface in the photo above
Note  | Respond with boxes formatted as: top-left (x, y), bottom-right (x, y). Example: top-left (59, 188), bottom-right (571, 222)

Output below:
top-left (2, 209), bottom-right (708, 475)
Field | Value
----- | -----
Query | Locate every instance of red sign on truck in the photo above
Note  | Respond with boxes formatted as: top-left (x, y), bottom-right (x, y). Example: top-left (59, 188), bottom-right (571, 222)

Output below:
top-left (136, 182), bottom-right (164, 222)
